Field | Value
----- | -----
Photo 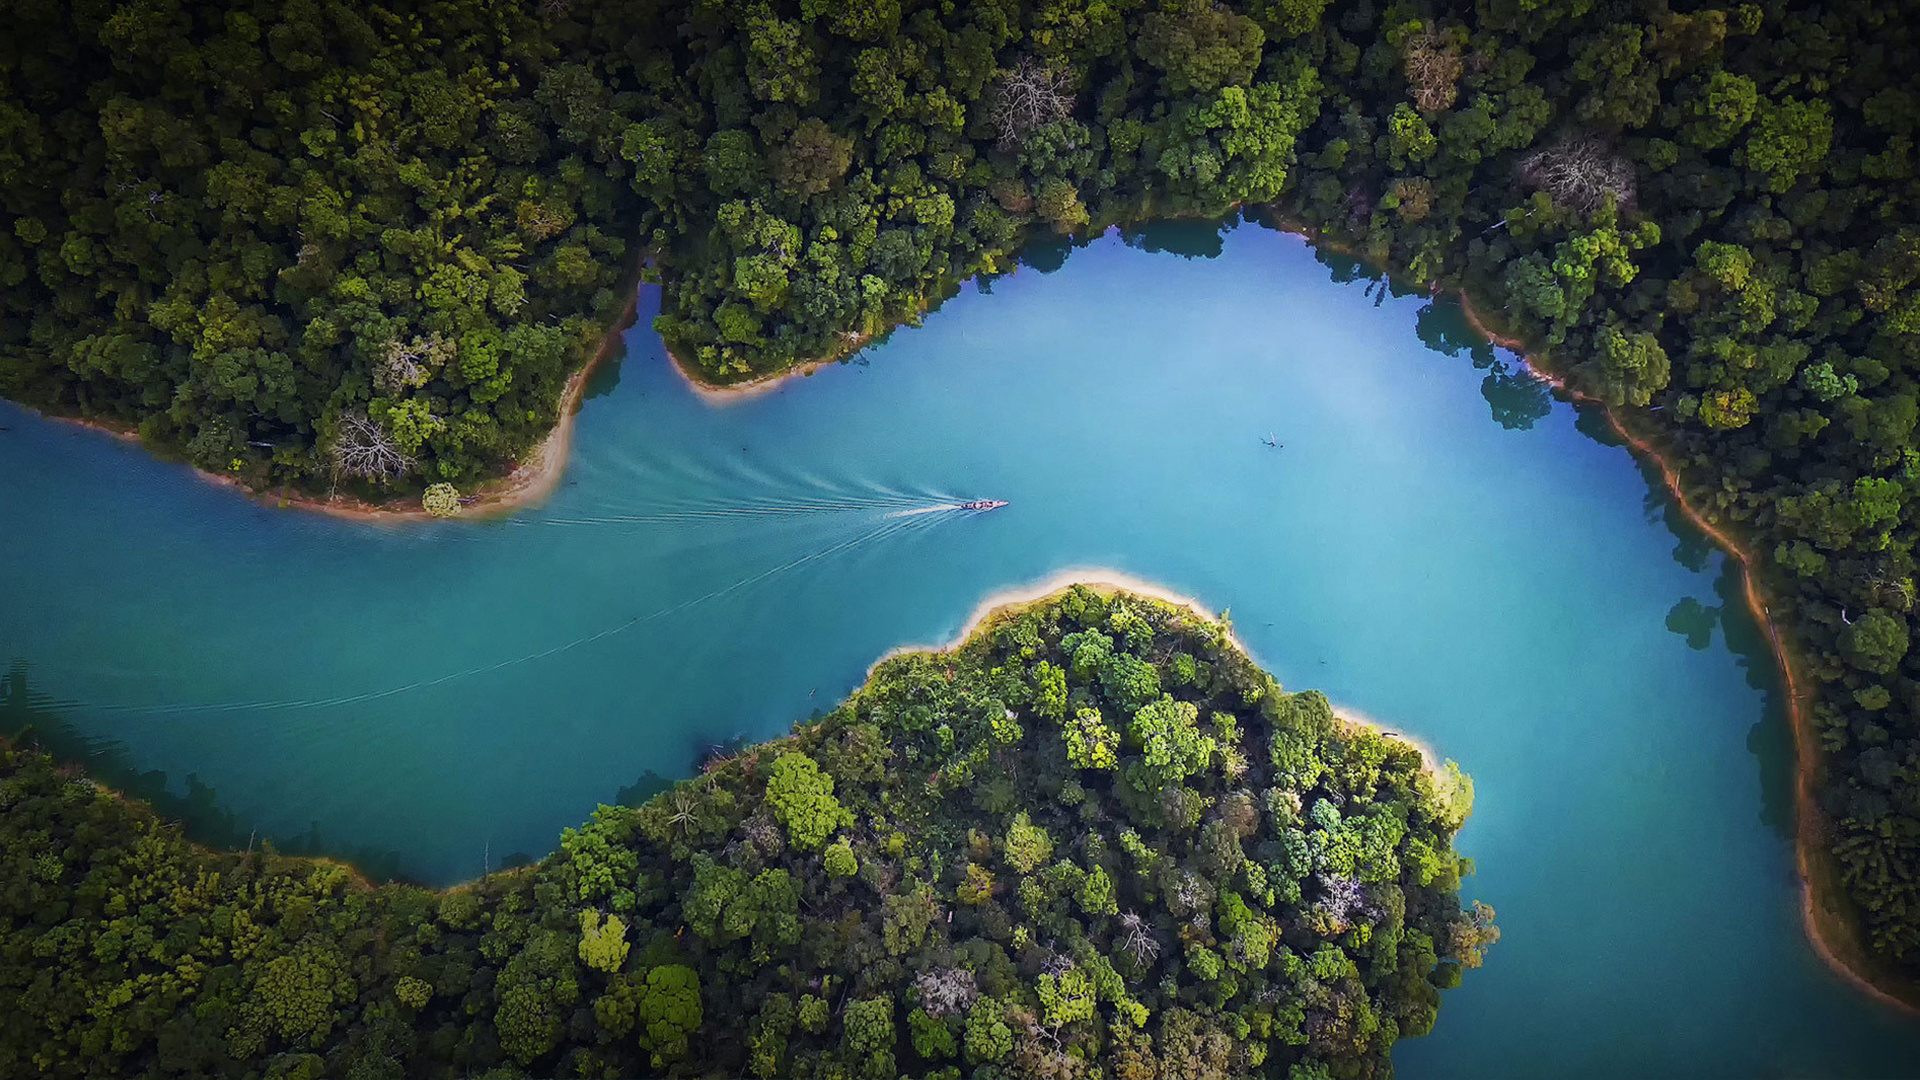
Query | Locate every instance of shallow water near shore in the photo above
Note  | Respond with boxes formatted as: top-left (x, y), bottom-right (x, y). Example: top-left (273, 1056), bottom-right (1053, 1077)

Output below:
top-left (5, 221), bottom-right (1919, 1075)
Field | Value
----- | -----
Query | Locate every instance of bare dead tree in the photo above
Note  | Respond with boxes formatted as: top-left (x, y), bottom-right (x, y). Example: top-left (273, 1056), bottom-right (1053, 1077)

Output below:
top-left (377, 332), bottom-right (453, 395)
top-left (990, 57), bottom-right (1075, 150)
top-left (331, 412), bottom-right (413, 481)
top-left (1117, 910), bottom-right (1161, 962)
top-left (1401, 30), bottom-right (1464, 113)
top-left (1518, 135), bottom-right (1638, 214)
top-left (913, 967), bottom-right (979, 1019)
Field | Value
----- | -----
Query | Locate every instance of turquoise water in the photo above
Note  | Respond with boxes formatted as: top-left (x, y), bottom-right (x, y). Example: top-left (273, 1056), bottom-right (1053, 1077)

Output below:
top-left (4, 222), bottom-right (1919, 1075)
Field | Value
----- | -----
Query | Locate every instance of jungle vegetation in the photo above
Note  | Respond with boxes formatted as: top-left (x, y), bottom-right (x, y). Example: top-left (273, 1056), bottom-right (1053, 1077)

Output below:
top-left (2, 0), bottom-right (1919, 1006)
top-left (0, 587), bottom-right (1493, 1078)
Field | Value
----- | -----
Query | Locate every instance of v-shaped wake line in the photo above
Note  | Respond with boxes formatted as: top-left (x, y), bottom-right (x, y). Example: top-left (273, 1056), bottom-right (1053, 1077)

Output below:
top-left (36, 510), bottom-right (952, 720)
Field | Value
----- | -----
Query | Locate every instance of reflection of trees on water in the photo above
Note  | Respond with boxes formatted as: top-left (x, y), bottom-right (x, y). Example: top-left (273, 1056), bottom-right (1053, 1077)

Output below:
top-left (1413, 295), bottom-right (1553, 431)
top-left (1666, 597), bottom-right (1722, 650)
top-left (1711, 561), bottom-right (1798, 843)
top-left (1478, 366), bottom-right (1553, 431)
top-left (1, 661), bottom-right (413, 881)
top-left (1119, 216), bottom-right (1231, 260)
top-left (1654, 566), bottom-right (1794, 841)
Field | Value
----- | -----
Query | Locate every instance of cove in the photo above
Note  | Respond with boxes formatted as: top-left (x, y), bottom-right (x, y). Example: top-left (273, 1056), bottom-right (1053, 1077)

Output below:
top-left (4, 222), bottom-right (1920, 1075)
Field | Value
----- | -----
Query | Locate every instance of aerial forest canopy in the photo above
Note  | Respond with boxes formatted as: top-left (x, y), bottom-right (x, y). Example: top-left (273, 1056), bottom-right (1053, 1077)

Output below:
top-left (0, 587), bottom-right (1493, 1078)
top-left (3, 0), bottom-right (1920, 1010)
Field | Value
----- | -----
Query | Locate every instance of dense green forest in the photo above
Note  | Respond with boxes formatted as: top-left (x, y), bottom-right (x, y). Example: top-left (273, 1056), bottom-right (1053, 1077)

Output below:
top-left (2, 0), bottom-right (1920, 1005)
top-left (0, 587), bottom-right (1492, 1078)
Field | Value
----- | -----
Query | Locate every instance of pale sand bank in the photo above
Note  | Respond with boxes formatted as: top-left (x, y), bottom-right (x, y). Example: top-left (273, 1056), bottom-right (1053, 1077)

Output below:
top-left (866, 569), bottom-right (1443, 773)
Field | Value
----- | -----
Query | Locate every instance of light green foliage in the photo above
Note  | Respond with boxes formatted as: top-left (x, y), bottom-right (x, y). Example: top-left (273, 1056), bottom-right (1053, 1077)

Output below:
top-left (964, 998), bottom-right (1013, 1064)
top-left (1065, 707), bottom-right (1120, 769)
top-left (1186, 941), bottom-right (1226, 981)
top-left (1386, 103), bottom-right (1437, 167)
top-left (560, 806), bottom-right (641, 909)
top-left (496, 981), bottom-right (563, 1065)
top-left (421, 482), bottom-right (461, 516)
top-left (578, 910), bottom-right (630, 973)
top-left (1679, 71), bottom-right (1758, 150)
top-left (1139, 1), bottom-right (1266, 96)
top-left (799, 993), bottom-right (831, 1035)
top-left (1219, 892), bottom-right (1276, 971)
top-left (765, 752), bottom-right (849, 850)
top-left (1798, 361), bottom-right (1857, 403)
top-left (1128, 694), bottom-right (1219, 791)
top-left (1741, 97), bottom-right (1833, 192)
top-left (1586, 324), bottom-right (1670, 407)
top-left (1842, 610), bottom-right (1911, 675)
top-left (1100, 652), bottom-right (1164, 713)
top-left (1064, 630), bottom-right (1115, 684)
top-left (1080, 865), bottom-right (1120, 916)
top-left (241, 943), bottom-right (352, 1048)
top-left (1004, 812), bottom-right (1054, 874)
top-left (1037, 966), bottom-right (1097, 1026)
top-left (842, 994), bottom-right (896, 1077)
top-left (882, 882), bottom-right (940, 955)
top-left (909, 1007), bottom-right (956, 1059)
top-left (1033, 660), bottom-right (1068, 721)
top-left (395, 976), bottom-right (433, 1010)
top-left (825, 838), bottom-right (859, 877)
top-left (636, 965), bottom-right (704, 1064)
top-left (684, 854), bottom-right (803, 946)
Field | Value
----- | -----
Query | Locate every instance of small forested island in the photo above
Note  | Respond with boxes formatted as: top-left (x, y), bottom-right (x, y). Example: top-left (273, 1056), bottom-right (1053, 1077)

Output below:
top-left (0, 587), bottom-right (1492, 1078)
top-left (5, 0), bottom-right (1920, 1019)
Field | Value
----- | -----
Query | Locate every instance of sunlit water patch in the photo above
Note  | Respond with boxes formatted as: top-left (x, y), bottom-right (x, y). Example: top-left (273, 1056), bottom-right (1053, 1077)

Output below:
top-left (3, 222), bottom-right (1917, 1075)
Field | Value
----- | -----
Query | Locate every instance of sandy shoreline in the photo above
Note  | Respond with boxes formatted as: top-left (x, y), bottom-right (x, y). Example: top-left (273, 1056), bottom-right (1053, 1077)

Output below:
top-left (663, 335), bottom-right (869, 405)
top-left (866, 569), bottom-right (1445, 775)
top-left (34, 281), bottom-right (643, 524)
top-left (17, 217), bottom-right (1915, 1008)
top-left (1449, 292), bottom-right (1920, 1017)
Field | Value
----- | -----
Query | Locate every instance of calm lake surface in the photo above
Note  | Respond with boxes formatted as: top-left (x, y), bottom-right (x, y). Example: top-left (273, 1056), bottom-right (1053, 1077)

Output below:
top-left (5, 222), bottom-right (1919, 1076)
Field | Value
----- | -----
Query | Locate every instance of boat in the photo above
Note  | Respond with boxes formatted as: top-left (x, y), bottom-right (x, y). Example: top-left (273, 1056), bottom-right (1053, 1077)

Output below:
top-left (959, 500), bottom-right (1008, 511)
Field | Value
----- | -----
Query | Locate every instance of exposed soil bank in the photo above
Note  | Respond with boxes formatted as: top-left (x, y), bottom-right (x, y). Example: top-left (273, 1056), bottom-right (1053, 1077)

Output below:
top-left (1448, 289), bottom-right (1920, 1019)
top-left (31, 281), bottom-right (643, 524)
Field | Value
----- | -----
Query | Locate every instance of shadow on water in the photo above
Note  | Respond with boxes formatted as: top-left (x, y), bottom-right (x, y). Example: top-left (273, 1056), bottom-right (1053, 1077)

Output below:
top-left (1, 659), bottom-right (733, 882)
top-left (1634, 473), bottom-right (1794, 841)
top-left (1666, 597), bottom-right (1723, 650)
top-left (1119, 215), bottom-right (1235, 259)
top-left (584, 337), bottom-right (626, 400)
top-left (3, 660), bottom-right (405, 882)
top-left (1717, 561), bottom-right (1798, 841)
top-left (1415, 297), bottom-right (1553, 432)
top-left (1019, 211), bottom-right (1244, 276)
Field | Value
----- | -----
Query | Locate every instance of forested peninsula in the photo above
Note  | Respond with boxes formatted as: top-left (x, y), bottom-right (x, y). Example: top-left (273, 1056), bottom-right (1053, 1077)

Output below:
top-left (3, 0), bottom-right (1920, 1014)
top-left (0, 586), bottom-right (1492, 1079)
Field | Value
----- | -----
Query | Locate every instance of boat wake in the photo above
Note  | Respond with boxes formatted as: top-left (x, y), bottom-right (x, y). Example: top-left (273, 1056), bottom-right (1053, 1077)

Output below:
top-left (39, 508), bottom-right (967, 719)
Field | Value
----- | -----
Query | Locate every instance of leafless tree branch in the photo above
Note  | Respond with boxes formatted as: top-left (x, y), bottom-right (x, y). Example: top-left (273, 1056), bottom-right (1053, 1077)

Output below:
top-left (1518, 135), bottom-right (1637, 214)
top-left (1401, 30), bottom-right (1464, 113)
top-left (331, 412), bottom-right (413, 481)
top-left (991, 58), bottom-right (1075, 151)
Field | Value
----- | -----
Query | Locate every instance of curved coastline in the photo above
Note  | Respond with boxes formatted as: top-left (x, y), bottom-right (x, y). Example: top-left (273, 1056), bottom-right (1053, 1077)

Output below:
top-left (867, 569), bottom-right (1445, 776)
top-left (1448, 292), bottom-right (1920, 1018)
top-left (14, 216), bottom-right (1911, 1011)
top-left (32, 284), bottom-right (643, 524)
